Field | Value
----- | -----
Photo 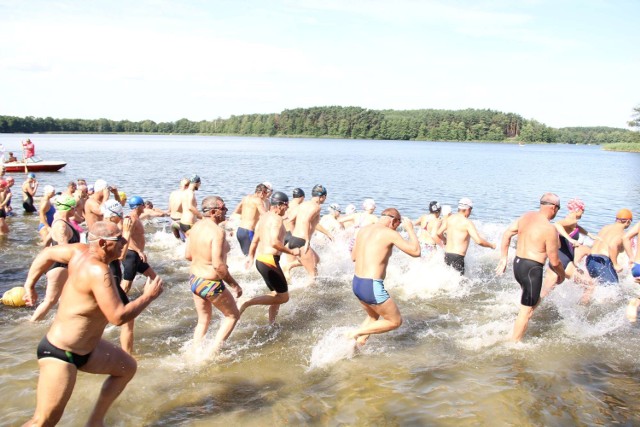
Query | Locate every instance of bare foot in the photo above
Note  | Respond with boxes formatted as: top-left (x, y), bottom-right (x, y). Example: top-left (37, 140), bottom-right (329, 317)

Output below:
top-left (356, 335), bottom-right (369, 347)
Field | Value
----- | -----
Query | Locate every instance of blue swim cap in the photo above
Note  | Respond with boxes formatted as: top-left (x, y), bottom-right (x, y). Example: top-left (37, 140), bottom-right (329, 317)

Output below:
top-left (129, 195), bottom-right (144, 208)
top-left (28, 172), bottom-right (36, 179)
top-left (190, 175), bottom-right (201, 184)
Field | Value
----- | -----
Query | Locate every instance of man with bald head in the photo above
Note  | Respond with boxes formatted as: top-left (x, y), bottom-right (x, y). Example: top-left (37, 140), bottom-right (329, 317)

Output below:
top-left (496, 193), bottom-right (565, 342)
top-left (22, 221), bottom-right (163, 426)
top-left (347, 208), bottom-right (420, 347)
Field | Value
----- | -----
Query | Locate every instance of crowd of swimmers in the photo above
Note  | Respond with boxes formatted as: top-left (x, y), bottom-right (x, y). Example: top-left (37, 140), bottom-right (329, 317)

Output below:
top-left (1, 166), bottom-right (639, 425)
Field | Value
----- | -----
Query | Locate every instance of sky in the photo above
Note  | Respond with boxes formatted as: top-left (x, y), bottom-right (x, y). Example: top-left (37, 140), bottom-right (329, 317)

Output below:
top-left (0, 0), bottom-right (638, 129)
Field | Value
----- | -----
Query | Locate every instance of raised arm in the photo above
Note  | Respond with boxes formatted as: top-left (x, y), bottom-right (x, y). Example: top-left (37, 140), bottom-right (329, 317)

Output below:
top-left (390, 218), bottom-right (420, 257)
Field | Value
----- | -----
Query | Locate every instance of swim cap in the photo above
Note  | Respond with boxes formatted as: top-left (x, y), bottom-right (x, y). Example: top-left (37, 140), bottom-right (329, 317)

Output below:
top-left (43, 185), bottom-right (55, 195)
top-left (616, 208), bottom-right (633, 221)
top-left (329, 203), bottom-right (342, 213)
top-left (0, 179), bottom-right (7, 189)
top-left (362, 198), bottom-right (376, 210)
top-left (311, 184), bottom-right (327, 197)
top-left (263, 182), bottom-right (273, 191)
top-left (94, 179), bottom-right (108, 192)
top-left (429, 201), bottom-right (441, 213)
top-left (129, 195), bottom-right (144, 208)
top-left (345, 204), bottom-right (356, 215)
top-left (190, 174), bottom-right (201, 184)
top-left (102, 199), bottom-right (123, 218)
top-left (55, 194), bottom-right (77, 211)
top-left (28, 172), bottom-right (36, 179)
top-left (270, 191), bottom-right (289, 206)
top-left (458, 197), bottom-right (473, 209)
top-left (567, 198), bottom-right (585, 213)
top-left (292, 188), bottom-right (305, 199)
top-left (88, 185), bottom-right (94, 193)
top-left (118, 191), bottom-right (127, 201)
top-left (441, 205), bottom-right (452, 216)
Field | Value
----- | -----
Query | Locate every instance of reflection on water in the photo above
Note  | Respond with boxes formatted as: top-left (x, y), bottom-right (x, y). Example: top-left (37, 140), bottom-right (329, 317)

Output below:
top-left (1, 135), bottom-right (639, 425)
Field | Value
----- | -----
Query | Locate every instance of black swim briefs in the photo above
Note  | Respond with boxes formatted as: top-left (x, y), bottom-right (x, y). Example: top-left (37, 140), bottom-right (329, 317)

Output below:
top-left (513, 256), bottom-right (544, 307)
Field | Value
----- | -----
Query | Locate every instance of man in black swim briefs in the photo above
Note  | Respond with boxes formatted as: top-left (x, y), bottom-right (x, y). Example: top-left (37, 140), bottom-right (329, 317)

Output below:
top-left (496, 193), bottom-right (565, 342)
top-left (240, 191), bottom-right (302, 324)
top-left (22, 222), bottom-right (163, 426)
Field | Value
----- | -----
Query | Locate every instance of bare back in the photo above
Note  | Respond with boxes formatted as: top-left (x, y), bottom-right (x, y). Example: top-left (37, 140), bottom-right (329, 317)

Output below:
top-left (239, 194), bottom-right (265, 230)
top-left (255, 211), bottom-right (286, 255)
top-left (292, 200), bottom-right (321, 240)
top-left (515, 211), bottom-right (559, 264)
top-left (169, 189), bottom-right (183, 220)
top-left (353, 223), bottom-right (397, 279)
top-left (180, 189), bottom-right (198, 225)
top-left (442, 213), bottom-right (472, 255)
top-left (591, 223), bottom-right (624, 258)
top-left (187, 219), bottom-right (229, 279)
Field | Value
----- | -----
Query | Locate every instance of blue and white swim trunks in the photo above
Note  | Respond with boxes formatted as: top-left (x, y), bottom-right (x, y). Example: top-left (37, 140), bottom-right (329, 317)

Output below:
top-left (352, 275), bottom-right (390, 305)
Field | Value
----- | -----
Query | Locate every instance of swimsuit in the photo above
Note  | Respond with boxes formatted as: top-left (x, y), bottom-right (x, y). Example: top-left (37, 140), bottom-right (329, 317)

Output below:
top-left (586, 254), bottom-right (619, 284)
top-left (287, 235), bottom-right (306, 250)
top-left (122, 249), bottom-right (150, 281)
top-left (179, 222), bottom-right (192, 234)
top-left (37, 204), bottom-right (56, 231)
top-left (352, 275), bottom-right (390, 305)
top-left (558, 229), bottom-right (578, 268)
top-left (236, 227), bottom-right (255, 256)
top-left (0, 208), bottom-right (5, 219)
top-left (109, 260), bottom-right (129, 304)
top-left (255, 254), bottom-right (288, 294)
top-left (190, 275), bottom-right (226, 301)
top-left (49, 220), bottom-right (81, 269)
top-left (23, 191), bottom-right (37, 213)
top-left (444, 253), bottom-right (465, 275)
top-left (632, 263), bottom-right (640, 278)
top-left (513, 256), bottom-right (544, 307)
top-left (37, 335), bottom-right (91, 369)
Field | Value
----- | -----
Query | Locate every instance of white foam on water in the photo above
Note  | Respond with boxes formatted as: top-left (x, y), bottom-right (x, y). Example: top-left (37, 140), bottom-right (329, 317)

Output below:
top-left (308, 326), bottom-right (357, 370)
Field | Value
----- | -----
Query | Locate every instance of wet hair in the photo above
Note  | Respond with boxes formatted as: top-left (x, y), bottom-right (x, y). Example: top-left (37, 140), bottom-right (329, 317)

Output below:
top-left (255, 183), bottom-right (268, 194)
top-left (144, 200), bottom-right (153, 208)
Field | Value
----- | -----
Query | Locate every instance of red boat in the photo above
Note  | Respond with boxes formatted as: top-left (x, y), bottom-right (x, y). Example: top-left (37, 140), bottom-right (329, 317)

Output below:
top-left (3, 156), bottom-right (66, 173)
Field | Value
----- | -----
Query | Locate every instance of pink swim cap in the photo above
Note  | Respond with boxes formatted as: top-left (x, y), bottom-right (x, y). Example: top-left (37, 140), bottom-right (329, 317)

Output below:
top-left (567, 198), bottom-right (585, 212)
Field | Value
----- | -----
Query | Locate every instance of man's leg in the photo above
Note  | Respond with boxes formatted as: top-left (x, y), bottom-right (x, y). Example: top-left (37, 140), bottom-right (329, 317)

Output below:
top-left (82, 340), bottom-right (137, 426)
top-left (512, 305), bottom-right (535, 342)
top-left (239, 291), bottom-right (289, 323)
top-left (192, 293), bottom-right (212, 342)
top-left (347, 298), bottom-right (402, 345)
top-left (28, 359), bottom-right (78, 426)
top-left (210, 289), bottom-right (240, 350)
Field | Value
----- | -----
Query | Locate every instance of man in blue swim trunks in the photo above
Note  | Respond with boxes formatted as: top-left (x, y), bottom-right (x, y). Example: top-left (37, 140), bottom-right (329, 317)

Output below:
top-left (586, 208), bottom-right (633, 285)
top-left (22, 221), bottom-right (163, 426)
top-left (347, 208), bottom-right (420, 347)
top-left (496, 193), bottom-right (565, 342)
top-left (232, 183), bottom-right (268, 256)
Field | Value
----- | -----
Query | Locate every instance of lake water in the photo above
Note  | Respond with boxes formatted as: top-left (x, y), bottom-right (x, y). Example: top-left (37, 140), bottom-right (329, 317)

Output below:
top-left (1, 134), bottom-right (639, 426)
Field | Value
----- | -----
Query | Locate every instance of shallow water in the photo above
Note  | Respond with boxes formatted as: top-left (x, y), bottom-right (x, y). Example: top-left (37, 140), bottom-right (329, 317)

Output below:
top-left (1, 134), bottom-right (639, 426)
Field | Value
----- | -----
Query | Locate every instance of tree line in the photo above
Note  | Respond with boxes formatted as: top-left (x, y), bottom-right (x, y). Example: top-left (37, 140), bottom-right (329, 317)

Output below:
top-left (1, 106), bottom-right (638, 144)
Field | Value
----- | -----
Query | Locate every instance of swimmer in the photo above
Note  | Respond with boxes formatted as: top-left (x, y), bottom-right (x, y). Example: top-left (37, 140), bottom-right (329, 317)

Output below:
top-left (37, 185), bottom-right (56, 245)
top-left (140, 200), bottom-right (168, 220)
top-left (22, 172), bottom-right (38, 213)
top-left (30, 194), bottom-right (81, 322)
top-left (119, 195), bottom-right (157, 354)
top-left (0, 179), bottom-right (9, 234)
top-left (436, 198), bottom-right (495, 275)
top-left (283, 187), bottom-right (305, 237)
top-left (22, 222), bottom-right (162, 427)
top-left (84, 179), bottom-right (109, 228)
top-left (3, 176), bottom-right (15, 216)
top-left (347, 208), bottom-right (420, 347)
top-left (585, 209), bottom-right (633, 285)
top-left (319, 203), bottom-right (344, 235)
top-left (496, 193), bottom-right (565, 342)
top-left (168, 177), bottom-right (189, 240)
top-left (414, 200), bottom-right (444, 257)
top-left (178, 175), bottom-right (203, 236)
top-left (541, 198), bottom-right (597, 303)
top-left (283, 184), bottom-right (332, 285)
top-left (240, 191), bottom-right (301, 324)
top-left (232, 183), bottom-right (268, 256)
top-left (185, 196), bottom-right (242, 352)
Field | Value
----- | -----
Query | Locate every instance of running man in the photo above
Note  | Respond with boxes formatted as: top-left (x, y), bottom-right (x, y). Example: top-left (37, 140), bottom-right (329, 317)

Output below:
top-left (414, 200), bottom-right (444, 256)
top-left (496, 193), bottom-right (565, 342)
top-left (240, 191), bottom-right (301, 324)
top-left (283, 187), bottom-right (305, 237)
top-left (22, 221), bottom-right (163, 426)
top-left (347, 208), bottom-right (420, 346)
top-left (168, 177), bottom-right (189, 241)
top-left (232, 183), bottom-right (268, 256)
top-left (179, 175), bottom-right (203, 236)
top-left (186, 196), bottom-right (243, 352)
top-left (283, 184), bottom-right (332, 284)
top-left (585, 208), bottom-right (633, 285)
top-left (436, 198), bottom-right (495, 275)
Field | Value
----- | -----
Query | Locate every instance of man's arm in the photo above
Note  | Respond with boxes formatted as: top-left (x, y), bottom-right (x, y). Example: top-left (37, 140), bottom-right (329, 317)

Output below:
top-left (390, 218), bottom-right (420, 257)
top-left (609, 235), bottom-right (624, 271)
top-left (495, 219), bottom-right (519, 275)
top-left (211, 227), bottom-right (242, 297)
top-left (546, 230), bottom-right (565, 283)
top-left (436, 217), bottom-right (448, 240)
top-left (467, 221), bottom-right (495, 249)
top-left (624, 223), bottom-right (639, 263)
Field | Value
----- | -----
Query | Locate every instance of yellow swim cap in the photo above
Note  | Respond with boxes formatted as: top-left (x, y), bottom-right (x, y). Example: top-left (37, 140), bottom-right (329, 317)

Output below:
top-left (2, 287), bottom-right (26, 307)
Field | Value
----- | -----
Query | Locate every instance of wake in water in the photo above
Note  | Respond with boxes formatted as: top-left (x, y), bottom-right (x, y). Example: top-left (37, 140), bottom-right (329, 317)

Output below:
top-left (308, 326), bottom-right (358, 370)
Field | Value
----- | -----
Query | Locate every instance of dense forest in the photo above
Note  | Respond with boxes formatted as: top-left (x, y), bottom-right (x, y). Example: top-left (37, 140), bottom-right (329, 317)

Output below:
top-left (1, 106), bottom-right (638, 145)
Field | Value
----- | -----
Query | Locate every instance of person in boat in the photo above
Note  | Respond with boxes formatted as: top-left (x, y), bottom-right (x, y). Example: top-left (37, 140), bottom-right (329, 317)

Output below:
top-left (585, 209), bottom-right (633, 285)
top-left (232, 183), bottom-right (268, 256)
top-left (22, 221), bottom-right (163, 427)
top-left (495, 193), bottom-right (565, 342)
top-left (37, 185), bottom-right (57, 246)
top-left (30, 195), bottom-right (81, 321)
top-left (347, 208), bottom-right (420, 347)
top-left (22, 172), bottom-right (38, 213)
top-left (185, 196), bottom-right (242, 353)
top-left (178, 175), bottom-right (203, 236)
top-left (414, 201), bottom-right (444, 257)
top-left (436, 198), bottom-right (495, 275)
top-left (22, 138), bottom-right (35, 159)
top-left (7, 152), bottom-right (18, 163)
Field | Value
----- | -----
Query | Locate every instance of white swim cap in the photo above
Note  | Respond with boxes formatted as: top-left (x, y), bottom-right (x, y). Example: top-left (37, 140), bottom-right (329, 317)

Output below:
top-left (441, 205), bottom-right (452, 216)
top-left (458, 197), bottom-right (473, 209)
top-left (345, 204), bottom-right (356, 215)
top-left (329, 203), bottom-right (342, 213)
top-left (263, 181), bottom-right (273, 190)
top-left (362, 198), bottom-right (376, 210)
top-left (101, 199), bottom-right (123, 218)
top-left (94, 179), bottom-right (108, 192)
top-left (43, 185), bottom-right (55, 195)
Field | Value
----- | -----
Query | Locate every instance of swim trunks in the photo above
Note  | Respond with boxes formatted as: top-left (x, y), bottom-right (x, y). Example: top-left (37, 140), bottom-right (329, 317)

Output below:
top-left (558, 235), bottom-right (575, 268)
top-left (287, 235), bottom-right (306, 250)
top-left (255, 254), bottom-right (288, 294)
top-left (586, 254), bottom-right (619, 284)
top-left (49, 220), bottom-right (81, 270)
top-left (633, 263), bottom-right (640, 278)
top-left (0, 208), bottom-right (5, 219)
top-left (23, 193), bottom-right (37, 213)
top-left (352, 275), bottom-right (390, 305)
top-left (170, 221), bottom-right (186, 242)
top-left (190, 275), bottom-right (226, 300)
top-left (37, 335), bottom-right (91, 369)
top-left (283, 230), bottom-right (292, 246)
top-left (179, 222), bottom-right (192, 234)
top-left (236, 227), bottom-right (255, 256)
top-left (513, 256), bottom-right (544, 307)
top-left (122, 250), bottom-right (150, 281)
top-left (444, 253), bottom-right (465, 275)
top-left (109, 260), bottom-right (129, 304)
